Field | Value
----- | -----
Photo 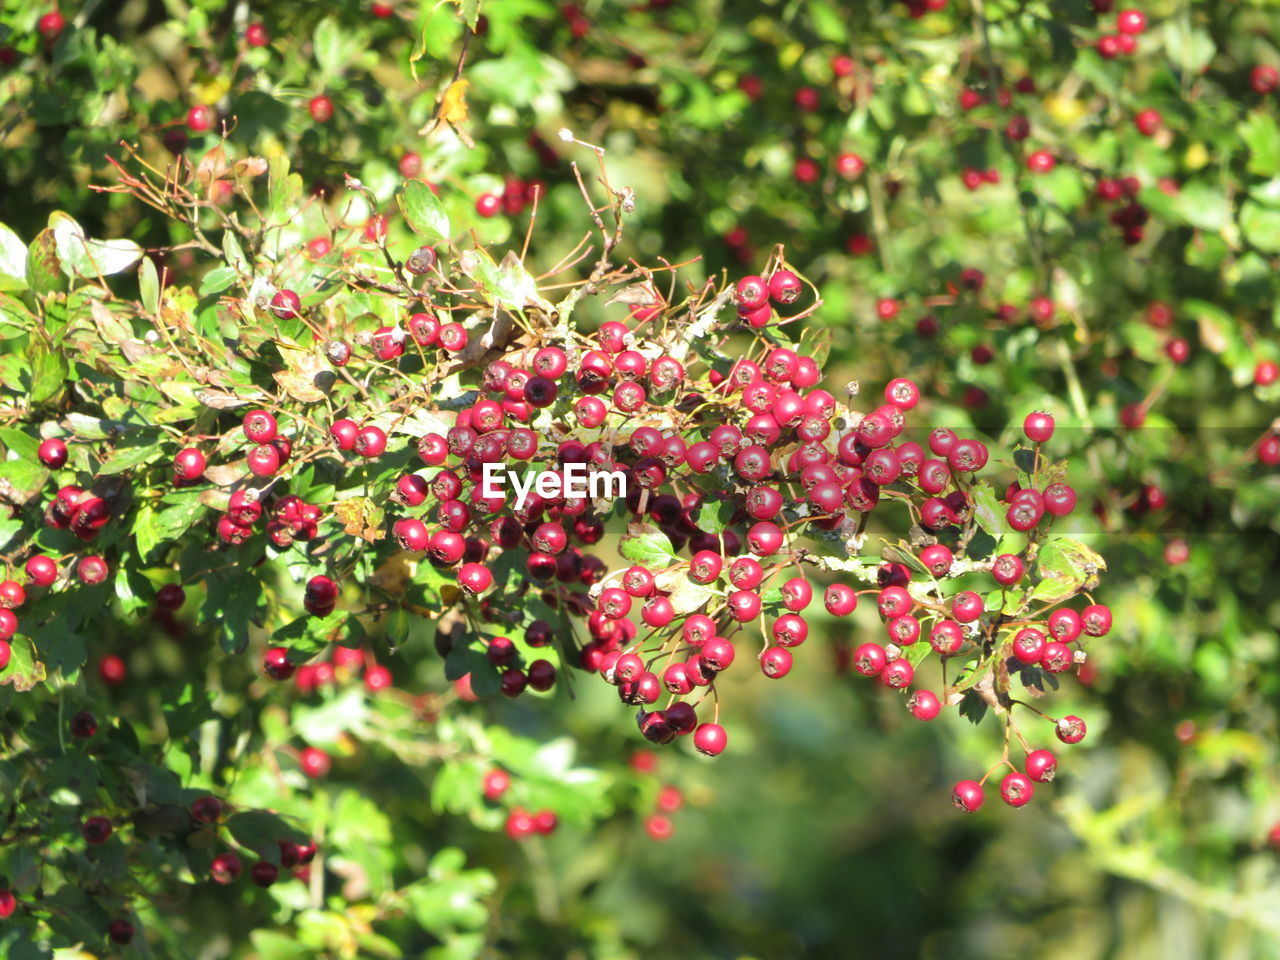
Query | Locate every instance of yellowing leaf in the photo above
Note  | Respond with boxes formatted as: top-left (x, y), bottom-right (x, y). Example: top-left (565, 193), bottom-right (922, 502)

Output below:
top-left (439, 79), bottom-right (470, 126)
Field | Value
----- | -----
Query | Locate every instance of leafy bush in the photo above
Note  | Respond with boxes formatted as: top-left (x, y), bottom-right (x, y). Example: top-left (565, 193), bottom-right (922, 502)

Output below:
top-left (1, 0), bottom-right (1279, 957)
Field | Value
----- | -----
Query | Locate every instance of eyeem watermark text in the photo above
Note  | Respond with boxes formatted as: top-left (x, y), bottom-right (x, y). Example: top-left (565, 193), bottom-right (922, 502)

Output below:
top-left (480, 462), bottom-right (627, 510)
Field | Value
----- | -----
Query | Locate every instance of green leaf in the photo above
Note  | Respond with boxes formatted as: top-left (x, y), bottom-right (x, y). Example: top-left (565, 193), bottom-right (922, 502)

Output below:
top-left (228, 810), bottom-right (307, 856)
top-left (0, 223), bottom-right (27, 289)
top-left (97, 440), bottom-right (161, 475)
top-left (50, 214), bottom-right (142, 277)
top-left (313, 16), bottom-right (360, 78)
top-left (0, 455), bottom-right (50, 503)
top-left (1240, 113), bottom-right (1280, 178)
top-left (807, 0), bottom-right (849, 43)
top-left (398, 180), bottom-right (451, 243)
top-left (1161, 20), bottom-right (1215, 75)
top-left (1240, 200), bottom-right (1280, 253)
top-left (0, 636), bottom-right (45, 692)
top-left (1172, 180), bottom-right (1229, 232)
top-left (26, 229), bottom-right (65, 296)
top-left (619, 532), bottom-right (679, 568)
top-left (269, 154), bottom-right (303, 223)
top-left (1032, 537), bottom-right (1107, 603)
top-left (138, 256), bottom-right (160, 314)
top-left (27, 333), bottom-right (68, 405)
top-left (199, 266), bottom-right (237, 297)
top-left (971, 481), bottom-right (1007, 540)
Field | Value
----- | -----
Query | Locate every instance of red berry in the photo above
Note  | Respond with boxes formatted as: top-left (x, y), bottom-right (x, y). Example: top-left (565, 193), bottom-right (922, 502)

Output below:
top-left (246, 22), bottom-right (269, 46)
top-left (999, 771), bottom-right (1035, 807)
top-left (1134, 108), bottom-right (1162, 137)
top-left (835, 152), bottom-right (865, 179)
top-left (211, 852), bottom-right (242, 884)
top-left (760, 646), bottom-right (793, 678)
top-left (1025, 749), bottom-right (1057, 782)
top-left (308, 95), bottom-right (334, 123)
top-left (246, 444), bottom-right (280, 478)
top-left (1056, 715), bottom-right (1088, 744)
top-left (1026, 150), bottom-right (1056, 174)
top-left (70, 710), bottom-right (97, 737)
top-left (907, 689), bottom-right (941, 720)
top-left (174, 447), bottom-right (207, 482)
top-left (476, 193), bottom-right (501, 217)
top-left (1251, 65), bottom-right (1279, 95)
top-left (98, 654), bottom-right (126, 685)
top-left (251, 862), bottom-right (279, 887)
top-left (186, 104), bottom-right (215, 132)
top-left (270, 289), bottom-right (302, 319)
top-left (768, 269), bottom-right (803, 304)
top-left (1117, 9), bottom-right (1146, 34)
top-left (354, 425), bottom-right (387, 458)
top-left (824, 584), bottom-right (858, 617)
top-left (0, 580), bottom-right (25, 609)
top-left (457, 563), bottom-right (493, 595)
top-left (108, 919), bottom-right (135, 944)
top-left (735, 276), bottom-right (768, 311)
top-left (37, 11), bottom-right (65, 41)
top-left (693, 722), bottom-right (726, 756)
top-left (83, 816), bottom-right (113, 844)
top-left (1023, 411), bottom-right (1055, 443)
top-left (26, 555), bottom-right (57, 587)
top-left (853, 642), bottom-right (887, 677)
top-left (299, 746), bottom-right (330, 778)
top-left (263, 647), bottom-right (295, 681)
top-left (38, 437), bottom-right (68, 468)
top-left (952, 780), bottom-right (985, 813)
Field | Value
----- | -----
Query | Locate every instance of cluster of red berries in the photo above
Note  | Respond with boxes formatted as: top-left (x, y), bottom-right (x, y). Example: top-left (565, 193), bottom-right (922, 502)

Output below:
top-left (481, 769), bottom-right (560, 839)
top-left (294, 644), bottom-right (394, 695)
top-left (193, 796), bottom-right (319, 888)
top-left (630, 751), bottom-right (686, 841)
top-left (476, 176), bottom-right (545, 219)
top-left (1094, 6), bottom-right (1147, 60)
top-left (97, 243), bottom-right (1099, 812)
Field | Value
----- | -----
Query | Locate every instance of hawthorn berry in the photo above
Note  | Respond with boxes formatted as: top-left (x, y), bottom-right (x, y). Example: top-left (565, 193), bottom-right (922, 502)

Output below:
top-left (263, 647), bottom-right (295, 681)
top-left (108, 919), bottom-right (135, 945)
top-left (308, 95), bottom-right (334, 123)
top-left (1026, 150), bottom-right (1055, 174)
top-left (83, 817), bottom-right (113, 845)
top-left (26, 555), bottom-right (57, 587)
top-left (952, 780), bottom-right (985, 813)
top-left (211, 852), bottom-right (242, 884)
top-left (37, 11), bottom-right (65, 41)
top-left (1251, 65), bottom-right (1280, 95)
top-left (1023, 411), bottom-right (1055, 443)
top-left (1056, 715), bottom-right (1088, 744)
top-left (999, 771), bottom-right (1034, 807)
top-left (824, 584), bottom-right (858, 616)
top-left (908, 689), bottom-right (941, 721)
top-left (1117, 8), bottom-right (1146, 33)
top-left (299, 746), bottom-right (331, 778)
top-left (1025, 749), bottom-right (1057, 782)
top-left (174, 447), bottom-right (207, 482)
top-left (37, 437), bottom-right (68, 468)
top-left (693, 722), bottom-right (726, 756)
top-left (354, 425), bottom-right (387, 458)
top-left (251, 862), bottom-right (279, 887)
